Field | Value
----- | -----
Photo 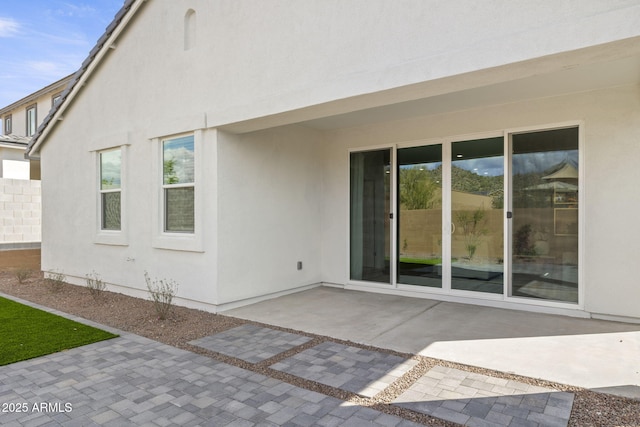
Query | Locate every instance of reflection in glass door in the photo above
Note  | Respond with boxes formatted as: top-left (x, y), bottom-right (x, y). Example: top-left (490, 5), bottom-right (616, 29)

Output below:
top-left (451, 137), bottom-right (504, 294)
top-left (350, 150), bottom-right (391, 283)
top-left (397, 145), bottom-right (443, 288)
top-left (511, 128), bottom-right (579, 303)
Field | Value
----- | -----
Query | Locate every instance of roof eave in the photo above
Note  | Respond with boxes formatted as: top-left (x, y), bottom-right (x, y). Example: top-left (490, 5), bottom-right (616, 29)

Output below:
top-left (26, 0), bottom-right (146, 157)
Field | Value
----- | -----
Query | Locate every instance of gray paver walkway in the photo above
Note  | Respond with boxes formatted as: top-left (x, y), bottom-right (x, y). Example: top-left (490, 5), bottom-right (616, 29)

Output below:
top-left (271, 341), bottom-right (418, 398)
top-left (0, 331), bottom-right (421, 427)
top-left (0, 293), bottom-right (577, 426)
top-left (188, 324), bottom-right (312, 363)
top-left (393, 366), bottom-right (574, 427)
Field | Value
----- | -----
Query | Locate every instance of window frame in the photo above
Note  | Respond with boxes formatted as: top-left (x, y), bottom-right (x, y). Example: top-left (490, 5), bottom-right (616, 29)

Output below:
top-left (151, 130), bottom-right (203, 252)
top-left (99, 148), bottom-right (122, 231)
top-left (4, 115), bottom-right (11, 134)
top-left (94, 144), bottom-right (128, 246)
top-left (162, 134), bottom-right (195, 233)
top-left (26, 104), bottom-right (37, 137)
top-left (52, 93), bottom-right (63, 107)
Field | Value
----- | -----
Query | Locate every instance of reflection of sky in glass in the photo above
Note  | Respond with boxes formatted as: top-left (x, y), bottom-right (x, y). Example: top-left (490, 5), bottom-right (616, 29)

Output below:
top-left (513, 150), bottom-right (577, 174)
top-left (163, 135), bottom-right (194, 185)
top-left (453, 156), bottom-right (503, 177)
top-left (100, 149), bottom-right (121, 189)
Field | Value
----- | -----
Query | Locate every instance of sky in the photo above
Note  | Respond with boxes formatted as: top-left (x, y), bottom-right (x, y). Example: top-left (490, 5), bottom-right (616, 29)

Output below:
top-left (0, 0), bottom-right (124, 107)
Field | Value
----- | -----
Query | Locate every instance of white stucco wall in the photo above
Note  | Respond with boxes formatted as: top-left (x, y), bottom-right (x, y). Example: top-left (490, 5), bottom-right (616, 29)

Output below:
top-left (216, 126), bottom-right (325, 304)
top-left (35, 0), bottom-right (640, 316)
top-left (320, 84), bottom-right (640, 319)
top-left (56, 0), bottom-right (640, 137)
top-left (0, 147), bottom-right (29, 179)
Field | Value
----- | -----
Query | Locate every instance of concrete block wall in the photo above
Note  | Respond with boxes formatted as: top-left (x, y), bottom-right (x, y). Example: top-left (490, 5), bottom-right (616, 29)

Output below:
top-left (0, 178), bottom-right (41, 243)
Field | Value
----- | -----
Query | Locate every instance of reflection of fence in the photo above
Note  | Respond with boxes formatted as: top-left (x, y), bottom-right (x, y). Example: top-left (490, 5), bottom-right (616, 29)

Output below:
top-left (399, 207), bottom-right (577, 262)
top-left (400, 209), bottom-right (504, 260)
top-left (0, 178), bottom-right (41, 244)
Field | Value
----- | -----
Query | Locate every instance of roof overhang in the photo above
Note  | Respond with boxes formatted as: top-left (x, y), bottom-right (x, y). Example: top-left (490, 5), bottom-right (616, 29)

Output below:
top-left (217, 36), bottom-right (640, 133)
top-left (26, 0), bottom-right (145, 158)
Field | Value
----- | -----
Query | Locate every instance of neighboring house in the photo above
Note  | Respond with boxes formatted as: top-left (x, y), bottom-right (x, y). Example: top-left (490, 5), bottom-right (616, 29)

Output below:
top-left (0, 76), bottom-right (71, 245)
top-left (0, 75), bottom-right (73, 180)
top-left (0, 135), bottom-right (30, 180)
top-left (26, 1), bottom-right (640, 322)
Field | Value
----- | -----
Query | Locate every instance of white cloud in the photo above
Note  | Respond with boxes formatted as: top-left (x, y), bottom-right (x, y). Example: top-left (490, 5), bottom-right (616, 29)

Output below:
top-left (0, 17), bottom-right (20, 37)
top-left (54, 3), bottom-right (97, 18)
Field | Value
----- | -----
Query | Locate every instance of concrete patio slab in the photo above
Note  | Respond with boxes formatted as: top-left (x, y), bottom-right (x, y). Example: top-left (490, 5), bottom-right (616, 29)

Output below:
top-left (225, 286), bottom-right (640, 398)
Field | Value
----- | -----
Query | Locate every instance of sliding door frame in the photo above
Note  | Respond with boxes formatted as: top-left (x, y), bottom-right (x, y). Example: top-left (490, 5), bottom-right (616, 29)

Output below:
top-left (347, 121), bottom-right (584, 311)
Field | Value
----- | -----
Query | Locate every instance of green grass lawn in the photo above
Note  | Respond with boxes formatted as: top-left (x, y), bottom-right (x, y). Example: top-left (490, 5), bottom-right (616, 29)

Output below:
top-left (0, 296), bottom-right (118, 366)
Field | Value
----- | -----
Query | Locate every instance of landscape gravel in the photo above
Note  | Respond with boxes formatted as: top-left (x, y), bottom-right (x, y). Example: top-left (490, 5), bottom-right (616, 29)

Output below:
top-left (0, 270), bottom-right (638, 426)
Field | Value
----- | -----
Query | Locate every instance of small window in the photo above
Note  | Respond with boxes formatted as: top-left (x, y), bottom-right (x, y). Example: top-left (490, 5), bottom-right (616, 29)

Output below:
top-left (5, 114), bottom-right (12, 134)
top-left (52, 93), bottom-right (62, 107)
top-left (26, 105), bottom-right (37, 137)
top-left (100, 149), bottom-right (122, 230)
top-left (163, 135), bottom-right (194, 232)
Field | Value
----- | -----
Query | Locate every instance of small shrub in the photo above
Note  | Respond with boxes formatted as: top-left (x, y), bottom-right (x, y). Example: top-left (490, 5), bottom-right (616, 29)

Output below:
top-left (85, 271), bottom-right (107, 301)
top-left (15, 268), bottom-right (31, 284)
top-left (144, 271), bottom-right (178, 320)
top-left (46, 270), bottom-right (67, 292)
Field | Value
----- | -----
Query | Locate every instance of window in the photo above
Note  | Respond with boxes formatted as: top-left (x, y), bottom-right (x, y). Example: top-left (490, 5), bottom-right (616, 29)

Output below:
top-left (162, 135), bottom-right (194, 233)
top-left (52, 93), bottom-right (62, 107)
top-left (26, 105), bottom-right (37, 137)
top-left (4, 114), bottom-right (12, 134)
top-left (99, 149), bottom-right (122, 230)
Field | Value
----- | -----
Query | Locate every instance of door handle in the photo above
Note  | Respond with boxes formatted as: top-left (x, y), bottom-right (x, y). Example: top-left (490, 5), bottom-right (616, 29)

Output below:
top-left (451, 222), bottom-right (456, 234)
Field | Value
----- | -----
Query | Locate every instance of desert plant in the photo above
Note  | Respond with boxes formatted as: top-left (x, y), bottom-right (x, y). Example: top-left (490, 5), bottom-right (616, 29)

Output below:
top-left (144, 271), bottom-right (178, 320)
top-left (46, 270), bottom-right (67, 292)
top-left (85, 271), bottom-right (107, 301)
top-left (15, 268), bottom-right (31, 284)
top-left (456, 208), bottom-right (488, 260)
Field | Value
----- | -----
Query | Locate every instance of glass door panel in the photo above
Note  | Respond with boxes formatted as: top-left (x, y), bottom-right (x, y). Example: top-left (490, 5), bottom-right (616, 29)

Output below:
top-left (511, 128), bottom-right (579, 303)
top-left (350, 150), bottom-right (391, 283)
top-left (451, 137), bottom-right (504, 294)
top-left (397, 144), bottom-right (443, 288)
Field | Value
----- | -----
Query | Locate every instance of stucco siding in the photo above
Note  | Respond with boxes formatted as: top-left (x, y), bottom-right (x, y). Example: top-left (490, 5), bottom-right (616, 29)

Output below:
top-left (216, 126), bottom-right (324, 304)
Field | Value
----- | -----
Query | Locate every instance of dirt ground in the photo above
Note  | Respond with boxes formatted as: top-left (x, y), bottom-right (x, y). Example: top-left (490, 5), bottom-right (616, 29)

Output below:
top-left (0, 249), bottom-right (40, 271)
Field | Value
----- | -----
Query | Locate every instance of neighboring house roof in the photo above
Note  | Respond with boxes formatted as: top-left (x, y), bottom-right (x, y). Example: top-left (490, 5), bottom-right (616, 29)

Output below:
top-left (0, 135), bottom-right (30, 146)
top-left (0, 74), bottom-right (74, 117)
top-left (542, 162), bottom-right (579, 181)
top-left (26, 0), bottom-right (140, 157)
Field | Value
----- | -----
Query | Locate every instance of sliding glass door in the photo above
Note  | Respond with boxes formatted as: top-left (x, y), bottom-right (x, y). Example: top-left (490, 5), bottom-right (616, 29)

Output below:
top-left (451, 137), bottom-right (504, 294)
top-left (350, 149), bottom-right (391, 284)
top-left (397, 145), bottom-right (443, 288)
top-left (350, 126), bottom-right (579, 306)
top-left (510, 128), bottom-right (579, 303)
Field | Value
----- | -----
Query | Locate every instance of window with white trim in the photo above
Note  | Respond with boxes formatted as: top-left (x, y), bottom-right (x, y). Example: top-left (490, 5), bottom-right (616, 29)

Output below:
top-left (99, 148), bottom-right (122, 230)
top-left (26, 105), bottom-right (37, 137)
top-left (3, 115), bottom-right (11, 134)
top-left (162, 135), bottom-right (194, 233)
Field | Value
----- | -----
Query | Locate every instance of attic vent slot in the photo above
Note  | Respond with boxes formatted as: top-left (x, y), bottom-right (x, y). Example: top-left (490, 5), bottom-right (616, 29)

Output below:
top-left (184, 9), bottom-right (196, 50)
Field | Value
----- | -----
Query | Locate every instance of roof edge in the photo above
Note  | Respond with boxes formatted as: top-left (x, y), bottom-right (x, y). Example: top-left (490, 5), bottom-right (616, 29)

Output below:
top-left (0, 74), bottom-right (74, 116)
top-left (26, 0), bottom-right (145, 158)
